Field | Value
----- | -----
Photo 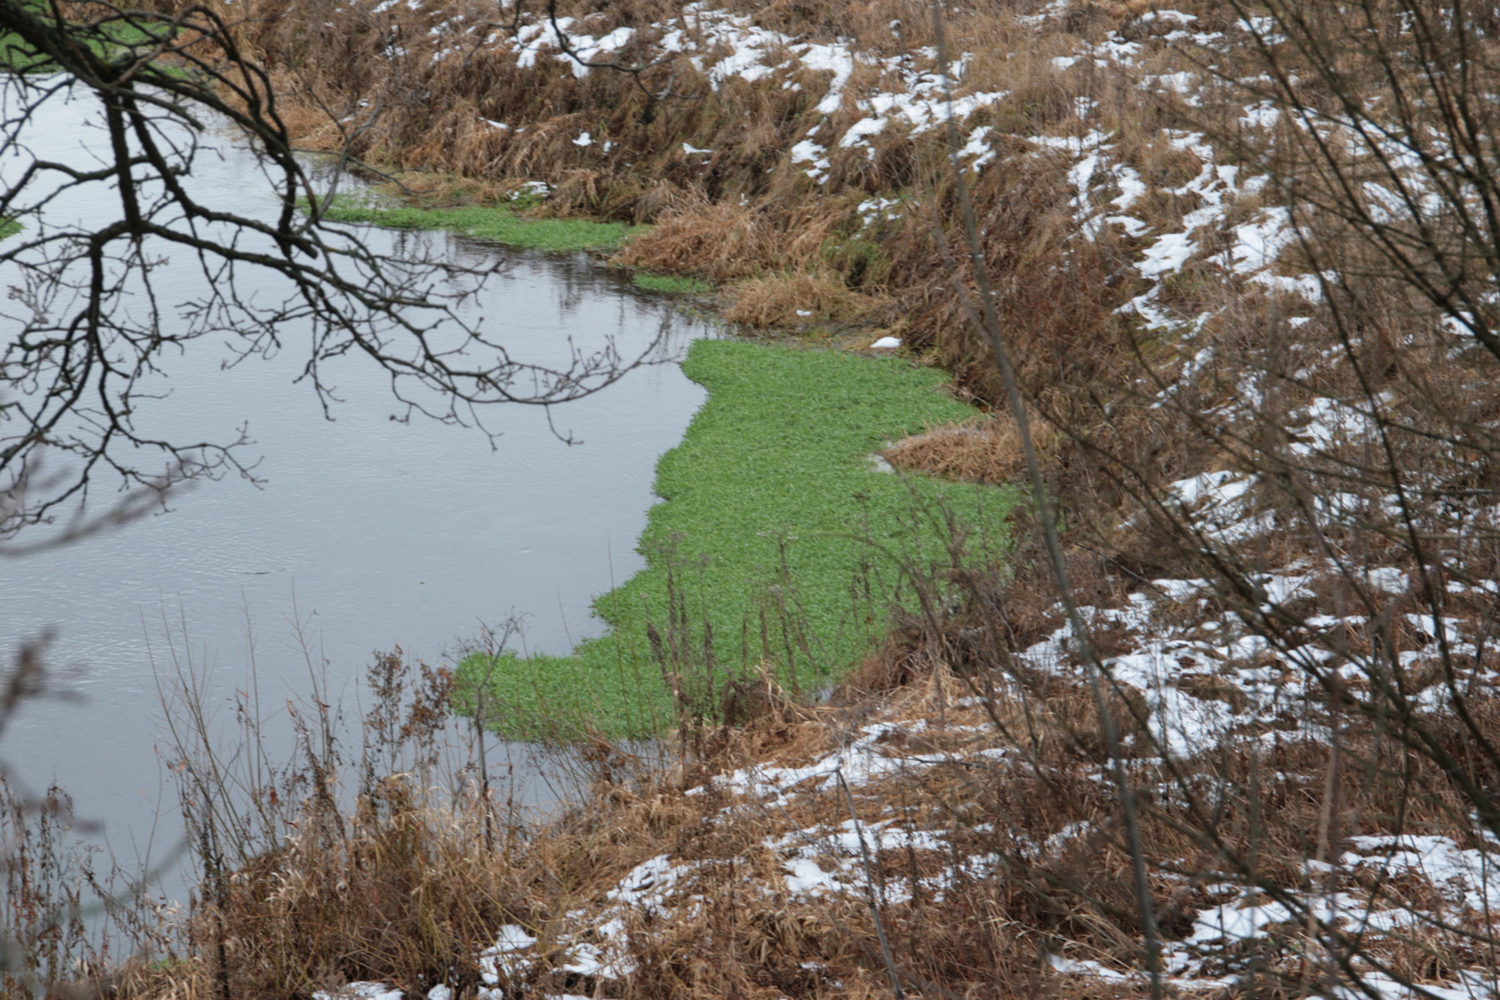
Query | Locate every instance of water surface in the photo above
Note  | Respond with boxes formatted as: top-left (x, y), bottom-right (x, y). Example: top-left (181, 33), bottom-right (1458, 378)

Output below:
top-left (0, 85), bottom-right (710, 889)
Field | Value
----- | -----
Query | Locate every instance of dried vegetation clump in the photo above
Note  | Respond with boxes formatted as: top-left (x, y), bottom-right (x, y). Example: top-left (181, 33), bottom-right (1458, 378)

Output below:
top-left (882, 415), bottom-right (1059, 485)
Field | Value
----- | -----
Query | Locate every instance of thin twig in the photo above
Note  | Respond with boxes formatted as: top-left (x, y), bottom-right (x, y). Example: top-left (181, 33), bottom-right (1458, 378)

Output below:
top-left (836, 769), bottom-right (904, 999)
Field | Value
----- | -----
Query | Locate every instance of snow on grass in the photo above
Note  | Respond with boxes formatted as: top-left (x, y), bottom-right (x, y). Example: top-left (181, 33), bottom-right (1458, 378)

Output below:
top-left (440, 0), bottom-right (1321, 339)
top-left (1326, 972), bottom-right (1500, 1000)
top-left (687, 721), bottom-right (921, 806)
top-left (478, 923), bottom-right (539, 985)
top-left (1231, 207), bottom-right (1295, 273)
top-left (526, 807), bottom-right (997, 981)
top-left (472, 0), bottom-right (1018, 185)
top-left (314, 984), bottom-right (405, 1000)
top-left (790, 138), bottom-right (831, 182)
top-left (767, 819), bottom-right (999, 903)
top-left (373, 0), bottom-right (1362, 352)
top-left (1347, 835), bottom-right (1500, 914)
top-left (512, 18), bottom-right (634, 76)
top-left (317, 981), bottom-right (604, 1000)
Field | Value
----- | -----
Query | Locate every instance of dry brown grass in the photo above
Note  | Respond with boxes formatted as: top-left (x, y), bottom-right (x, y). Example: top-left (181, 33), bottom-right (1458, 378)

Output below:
top-left (610, 201), bottom-right (845, 283)
top-left (721, 271), bottom-right (873, 328)
top-left (193, 795), bottom-right (523, 998)
top-left (883, 414), bottom-right (1059, 485)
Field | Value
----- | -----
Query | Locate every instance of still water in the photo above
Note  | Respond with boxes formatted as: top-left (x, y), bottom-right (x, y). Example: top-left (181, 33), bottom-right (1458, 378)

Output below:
top-left (0, 86), bottom-right (711, 886)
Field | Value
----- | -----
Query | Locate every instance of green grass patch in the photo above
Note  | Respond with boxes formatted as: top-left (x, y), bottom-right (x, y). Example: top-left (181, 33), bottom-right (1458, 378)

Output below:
top-left (632, 272), bottom-right (713, 295)
top-left (317, 194), bottom-right (643, 254)
top-left (460, 339), bottom-right (1016, 740)
top-left (2, 0), bottom-right (173, 74)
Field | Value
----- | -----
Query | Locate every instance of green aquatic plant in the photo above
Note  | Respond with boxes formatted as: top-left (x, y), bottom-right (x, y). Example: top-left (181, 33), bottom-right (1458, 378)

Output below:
top-left (632, 272), bottom-right (713, 295)
top-left (461, 339), bottom-right (1015, 740)
top-left (1, 0), bottom-right (178, 74)
top-left (318, 195), bottom-right (644, 254)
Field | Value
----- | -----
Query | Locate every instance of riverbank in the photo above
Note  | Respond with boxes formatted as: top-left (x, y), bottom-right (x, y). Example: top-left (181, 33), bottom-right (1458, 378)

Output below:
top-left (10, 0), bottom-right (1500, 997)
top-left (221, 1), bottom-right (1500, 991)
top-left (318, 192), bottom-right (644, 254)
top-left (318, 174), bottom-right (1017, 740)
top-left (458, 338), bottom-right (1015, 740)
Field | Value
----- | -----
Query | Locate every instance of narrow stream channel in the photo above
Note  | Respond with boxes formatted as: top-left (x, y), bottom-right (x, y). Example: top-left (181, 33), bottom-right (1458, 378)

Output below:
top-left (1, 85), bottom-right (712, 904)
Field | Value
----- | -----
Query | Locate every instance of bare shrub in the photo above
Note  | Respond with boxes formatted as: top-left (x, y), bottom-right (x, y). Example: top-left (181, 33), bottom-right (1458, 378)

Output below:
top-left (151, 643), bottom-right (546, 999)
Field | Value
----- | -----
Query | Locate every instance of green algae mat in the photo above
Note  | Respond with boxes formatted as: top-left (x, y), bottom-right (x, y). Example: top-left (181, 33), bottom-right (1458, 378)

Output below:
top-left (319, 196), bottom-right (642, 253)
top-left (460, 338), bottom-right (1015, 740)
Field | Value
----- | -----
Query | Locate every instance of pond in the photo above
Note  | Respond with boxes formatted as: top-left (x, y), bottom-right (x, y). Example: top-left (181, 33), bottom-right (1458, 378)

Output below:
top-left (0, 84), bottom-right (712, 901)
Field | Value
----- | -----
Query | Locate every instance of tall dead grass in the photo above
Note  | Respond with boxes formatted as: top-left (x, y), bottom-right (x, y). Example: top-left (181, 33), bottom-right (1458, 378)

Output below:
top-left (883, 414), bottom-right (1059, 485)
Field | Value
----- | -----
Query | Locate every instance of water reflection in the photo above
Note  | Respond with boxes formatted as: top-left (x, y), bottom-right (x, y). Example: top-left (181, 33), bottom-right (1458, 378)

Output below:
top-left (1, 94), bottom-right (713, 904)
